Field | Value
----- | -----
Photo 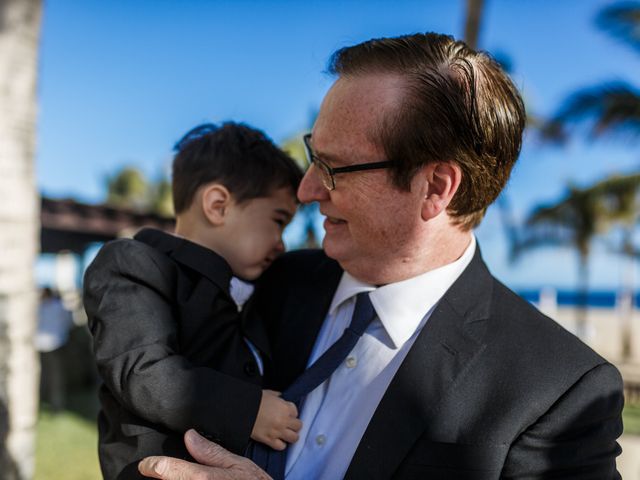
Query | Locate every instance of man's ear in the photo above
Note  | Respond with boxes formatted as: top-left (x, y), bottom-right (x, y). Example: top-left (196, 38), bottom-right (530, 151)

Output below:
top-left (201, 184), bottom-right (232, 226)
top-left (421, 162), bottom-right (462, 221)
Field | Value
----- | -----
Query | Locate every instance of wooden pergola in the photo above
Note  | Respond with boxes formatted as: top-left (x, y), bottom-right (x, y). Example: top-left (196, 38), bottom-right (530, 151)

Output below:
top-left (40, 197), bottom-right (175, 254)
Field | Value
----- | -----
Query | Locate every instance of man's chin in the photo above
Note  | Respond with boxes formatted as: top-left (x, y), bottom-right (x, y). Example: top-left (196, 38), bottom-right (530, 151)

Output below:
top-left (322, 237), bottom-right (353, 265)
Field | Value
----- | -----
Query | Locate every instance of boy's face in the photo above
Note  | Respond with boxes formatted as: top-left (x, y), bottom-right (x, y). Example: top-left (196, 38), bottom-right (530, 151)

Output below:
top-left (220, 187), bottom-right (297, 280)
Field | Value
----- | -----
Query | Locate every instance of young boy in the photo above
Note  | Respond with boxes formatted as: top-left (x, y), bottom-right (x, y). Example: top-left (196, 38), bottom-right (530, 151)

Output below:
top-left (83, 123), bottom-right (304, 480)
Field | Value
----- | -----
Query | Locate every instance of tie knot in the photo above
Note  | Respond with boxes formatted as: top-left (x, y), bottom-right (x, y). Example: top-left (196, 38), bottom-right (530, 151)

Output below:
top-left (349, 292), bottom-right (376, 335)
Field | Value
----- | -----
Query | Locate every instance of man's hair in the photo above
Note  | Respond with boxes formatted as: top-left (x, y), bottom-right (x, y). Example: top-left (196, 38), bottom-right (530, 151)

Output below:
top-left (329, 32), bottom-right (526, 230)
top-left (172, 122), bottom-right (303, 214)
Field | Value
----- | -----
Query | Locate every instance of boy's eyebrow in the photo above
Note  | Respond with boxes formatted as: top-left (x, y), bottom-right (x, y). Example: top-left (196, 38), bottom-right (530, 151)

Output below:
top-left (273, 208), bottom-right (294, 219)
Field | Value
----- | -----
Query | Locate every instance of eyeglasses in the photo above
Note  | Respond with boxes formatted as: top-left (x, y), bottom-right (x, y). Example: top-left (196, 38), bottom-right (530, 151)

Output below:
top-left (303, 134), bottom-right (393, 191)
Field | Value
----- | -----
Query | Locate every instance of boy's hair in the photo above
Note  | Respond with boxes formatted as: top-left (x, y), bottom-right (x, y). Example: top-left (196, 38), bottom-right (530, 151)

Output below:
top-left (172, 122), bottom-right (304, 214)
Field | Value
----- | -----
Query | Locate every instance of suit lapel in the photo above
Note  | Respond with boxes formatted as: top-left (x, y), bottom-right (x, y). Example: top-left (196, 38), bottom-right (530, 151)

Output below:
top-left (275, 254), bottom-right (343, 389)
top-left (345, 249), bottom-right (494, 479)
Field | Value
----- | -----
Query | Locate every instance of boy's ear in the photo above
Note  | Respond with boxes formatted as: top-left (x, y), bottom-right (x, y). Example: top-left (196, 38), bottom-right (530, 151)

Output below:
top-left (420, 162), bottom-right (462, 221)
top-left (201, 184), bottom-right (232, 226)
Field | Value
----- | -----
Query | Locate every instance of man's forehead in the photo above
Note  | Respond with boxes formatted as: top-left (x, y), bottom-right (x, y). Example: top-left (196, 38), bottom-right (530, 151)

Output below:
top-left (322, 74), bottom-right (405, 116)
top-left (312, 74), bottom-right (405, 158)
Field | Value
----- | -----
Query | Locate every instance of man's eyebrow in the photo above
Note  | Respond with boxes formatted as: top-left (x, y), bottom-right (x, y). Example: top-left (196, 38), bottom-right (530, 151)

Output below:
top-left (312, 147), bottom-right (346, 167)
top-left (309, 139), bottom-right (345, 166)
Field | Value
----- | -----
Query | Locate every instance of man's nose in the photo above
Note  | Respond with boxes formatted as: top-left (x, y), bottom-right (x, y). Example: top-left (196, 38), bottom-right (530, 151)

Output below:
top-left (297, 165), bottom-right (329, 204)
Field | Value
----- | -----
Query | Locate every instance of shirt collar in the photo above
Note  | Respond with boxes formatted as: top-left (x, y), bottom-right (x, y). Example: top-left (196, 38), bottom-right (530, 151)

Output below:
top-left (329, 235), bottom-right (476, 349)
top-left (134, 228), bottom-right (233, 293)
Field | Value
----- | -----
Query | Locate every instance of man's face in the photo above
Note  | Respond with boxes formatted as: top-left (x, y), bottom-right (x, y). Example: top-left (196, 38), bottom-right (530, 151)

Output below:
top-left (298, 74), bottom-right (427, 283)
top-left (221, 187), bottom-right (297, 280)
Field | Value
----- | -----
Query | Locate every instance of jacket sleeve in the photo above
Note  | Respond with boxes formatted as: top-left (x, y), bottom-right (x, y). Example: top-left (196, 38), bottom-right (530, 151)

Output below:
top-left (501, 362), bottom-right (623, 479)
top-left (83, 239), bottom-right (262, 453)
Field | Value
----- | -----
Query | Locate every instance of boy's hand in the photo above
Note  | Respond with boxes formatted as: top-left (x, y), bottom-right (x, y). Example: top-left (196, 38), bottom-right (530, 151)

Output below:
top-left (250, 390), bottom-right (302, 450)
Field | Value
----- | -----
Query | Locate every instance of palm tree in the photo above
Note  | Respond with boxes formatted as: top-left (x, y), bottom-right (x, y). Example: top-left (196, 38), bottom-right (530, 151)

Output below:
top-left (514, 185), bottom-right (606, 339)
top-left (541, 81), bottom-right (640, 143)
top-left (0, 0), bottom-right (43, 478)
top-left (541, 2), bottom-right (640, 141)
top-left (543, 2), bottom-right (640, 142)
top-left (463, 0), bottom-right (485, 49)
top-left (592, 173), bottom-right (640, 360)
top-left (539, 1), bottom-right (640, 358)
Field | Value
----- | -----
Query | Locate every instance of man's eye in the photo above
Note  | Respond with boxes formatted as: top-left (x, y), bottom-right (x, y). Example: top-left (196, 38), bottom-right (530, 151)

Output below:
top-left (274, 219), bottom-right (286, 228)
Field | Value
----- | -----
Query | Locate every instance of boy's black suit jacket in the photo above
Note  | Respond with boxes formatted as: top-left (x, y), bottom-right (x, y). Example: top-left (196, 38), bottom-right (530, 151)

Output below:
top-left (252, 248), bottom-right (623, 479)
top-left (83, 228), bottom-right (268, 480)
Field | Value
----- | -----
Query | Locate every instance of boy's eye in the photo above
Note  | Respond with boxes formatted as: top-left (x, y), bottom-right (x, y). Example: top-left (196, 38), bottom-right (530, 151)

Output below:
top-left (274, 218), bottom-right (286, 228)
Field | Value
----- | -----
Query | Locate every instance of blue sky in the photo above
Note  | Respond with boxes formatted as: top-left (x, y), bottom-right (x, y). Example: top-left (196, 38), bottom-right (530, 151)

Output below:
top-left (36, 0), bottom-right (639, 290)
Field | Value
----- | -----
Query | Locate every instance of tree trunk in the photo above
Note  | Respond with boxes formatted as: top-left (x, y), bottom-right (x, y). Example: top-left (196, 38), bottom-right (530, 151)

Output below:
top-left (463, 0), bottom-right (485, 49)
top-left (575, 252), bottom-right (589, 340)
top-left (620, 230), bottom-right (635, 362)
top-left (0, 0), bottom-right (42, 478)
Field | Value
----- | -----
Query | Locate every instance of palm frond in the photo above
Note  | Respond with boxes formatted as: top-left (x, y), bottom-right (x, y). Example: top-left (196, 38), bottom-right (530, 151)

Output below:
top-left (596, 1), bottom-right (640, 53)
top-left (512, 185), bottom-right (608, 262)
top-left (540, 82), bottom-right (640, 143)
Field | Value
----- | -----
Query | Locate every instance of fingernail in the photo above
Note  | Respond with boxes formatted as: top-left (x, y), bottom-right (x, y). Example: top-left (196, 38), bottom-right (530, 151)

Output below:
top-left (138, 457), bottom-right (157, 474)
top-left (187, 429), bottom-right (205, 445)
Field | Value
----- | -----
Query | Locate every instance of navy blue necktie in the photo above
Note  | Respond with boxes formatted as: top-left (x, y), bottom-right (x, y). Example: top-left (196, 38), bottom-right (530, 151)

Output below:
top-left (248, 292), bottom-right (377, 479)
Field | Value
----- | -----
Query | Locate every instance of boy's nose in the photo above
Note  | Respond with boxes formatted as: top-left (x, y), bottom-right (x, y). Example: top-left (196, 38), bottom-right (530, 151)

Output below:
top-left (274, 237), bottom-right (285, 254)
top-left (297, 165), bottom-right (329, 204)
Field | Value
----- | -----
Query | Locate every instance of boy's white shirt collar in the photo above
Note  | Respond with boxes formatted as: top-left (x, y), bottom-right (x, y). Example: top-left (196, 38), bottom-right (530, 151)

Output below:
top-left (328, 235), bottom-right (476, 349)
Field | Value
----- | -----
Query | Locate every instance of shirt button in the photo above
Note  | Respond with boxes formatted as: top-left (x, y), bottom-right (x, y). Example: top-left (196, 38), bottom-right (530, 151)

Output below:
top-left (315, 434), bottom-right (326, 446)
top-left (345, 356), bottom-right (357, 368)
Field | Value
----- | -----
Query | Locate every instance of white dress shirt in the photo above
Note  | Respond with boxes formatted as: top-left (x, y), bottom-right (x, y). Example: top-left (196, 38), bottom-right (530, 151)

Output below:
top-left (285, 236), bottom-right (476, 480)
top-left (230, 276), bottom-right (265, 377)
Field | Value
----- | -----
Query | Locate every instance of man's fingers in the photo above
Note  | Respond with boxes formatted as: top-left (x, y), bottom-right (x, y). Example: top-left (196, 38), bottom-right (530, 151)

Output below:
top-left (184, 430), bottom-right (240, 468)
top-left (138, 455), bottom-right (218, 480)
top-left (140, 432), bottom-right (273, 480)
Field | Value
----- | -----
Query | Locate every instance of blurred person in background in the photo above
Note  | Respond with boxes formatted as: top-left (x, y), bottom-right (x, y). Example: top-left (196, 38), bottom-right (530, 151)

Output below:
top-left (35, 286), bottom-right (74, 412)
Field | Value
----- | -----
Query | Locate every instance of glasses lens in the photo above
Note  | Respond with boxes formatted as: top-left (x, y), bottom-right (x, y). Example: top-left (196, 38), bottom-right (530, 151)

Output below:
top-left (317, 162), bottom-right (334, 190)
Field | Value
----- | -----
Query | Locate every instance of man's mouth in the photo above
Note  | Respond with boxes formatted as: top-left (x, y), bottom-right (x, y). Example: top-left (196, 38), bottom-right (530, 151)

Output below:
top-left (326, 216), bottom-right (346, 225)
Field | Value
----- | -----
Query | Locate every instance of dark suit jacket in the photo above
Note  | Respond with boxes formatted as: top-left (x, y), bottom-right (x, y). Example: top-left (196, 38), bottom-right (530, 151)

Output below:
top-left (252, 248), bottom-right (623, 479)
top-left (83, 228), bottom-right (268, 480)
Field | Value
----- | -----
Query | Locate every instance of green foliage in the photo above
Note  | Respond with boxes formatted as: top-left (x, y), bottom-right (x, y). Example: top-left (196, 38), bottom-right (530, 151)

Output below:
top-left (281, 136), bottom-right (308, 170)
top-left (106, 167), bottom-right (149, 210)
top-left (105, 166), bottom-right (174, 217)
top-left (150, 176), bottom-right (174, 218)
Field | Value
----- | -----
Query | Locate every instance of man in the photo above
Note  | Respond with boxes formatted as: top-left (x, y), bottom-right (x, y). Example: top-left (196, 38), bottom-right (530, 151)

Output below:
top-left (140, 32), bottom-right (623, 479)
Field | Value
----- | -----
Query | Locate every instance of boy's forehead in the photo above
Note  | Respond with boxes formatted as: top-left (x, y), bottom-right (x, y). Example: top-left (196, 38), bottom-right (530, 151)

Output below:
top-left (262, 187), bottom-right (298, 214)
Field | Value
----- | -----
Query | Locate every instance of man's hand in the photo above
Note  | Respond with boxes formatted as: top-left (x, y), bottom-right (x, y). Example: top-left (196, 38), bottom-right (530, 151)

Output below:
top-left (138, 429), bottom-right (272, 480)
top-left (250, 389), bottom-right (302, 450)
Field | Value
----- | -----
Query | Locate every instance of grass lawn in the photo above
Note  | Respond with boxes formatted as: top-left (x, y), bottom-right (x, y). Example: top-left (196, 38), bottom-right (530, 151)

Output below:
top-left (35, 410), bottom-right (101, 480)
top-left (623, 403), bottom-right (640, 435)
top-left (34, 393), bottom-right (640, 480)
top-left (35, 390), bottom-right (101, 480)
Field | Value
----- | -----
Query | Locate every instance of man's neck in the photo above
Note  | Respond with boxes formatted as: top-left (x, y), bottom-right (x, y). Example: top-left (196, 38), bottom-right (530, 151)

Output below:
top-left (343, 229), bottom-right (473, 286)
